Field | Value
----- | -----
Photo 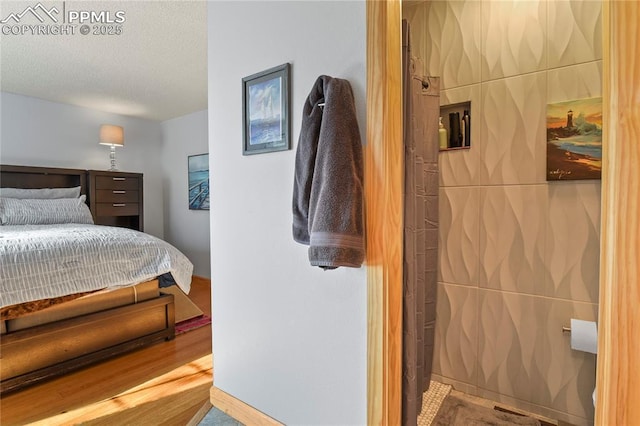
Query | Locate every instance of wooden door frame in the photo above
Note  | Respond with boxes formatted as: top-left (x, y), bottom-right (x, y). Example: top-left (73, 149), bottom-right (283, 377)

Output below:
top-left (365, 1), bottom-right (403, 424)
top-left (365, 0), bottom-right (640, 424)
top-left (596, 1), bottom-right (640, 424)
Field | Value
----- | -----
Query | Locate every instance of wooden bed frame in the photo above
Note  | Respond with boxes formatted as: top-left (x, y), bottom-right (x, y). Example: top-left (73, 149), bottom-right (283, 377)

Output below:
top-left (0, 164), bottom-right (176, 394)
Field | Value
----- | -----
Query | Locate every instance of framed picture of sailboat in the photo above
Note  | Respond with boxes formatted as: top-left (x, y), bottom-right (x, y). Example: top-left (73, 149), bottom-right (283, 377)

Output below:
top-left (242, 63), bottom-right (291, 155)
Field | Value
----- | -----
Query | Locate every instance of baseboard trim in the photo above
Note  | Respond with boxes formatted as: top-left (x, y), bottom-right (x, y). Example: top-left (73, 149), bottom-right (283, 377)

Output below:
top-left (209, 386), bottom-right (283, 425)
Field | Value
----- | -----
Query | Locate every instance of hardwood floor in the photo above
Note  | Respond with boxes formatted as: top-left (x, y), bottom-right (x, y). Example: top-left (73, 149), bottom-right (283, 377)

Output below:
top-left (1, 276), bottom-right (212, 426)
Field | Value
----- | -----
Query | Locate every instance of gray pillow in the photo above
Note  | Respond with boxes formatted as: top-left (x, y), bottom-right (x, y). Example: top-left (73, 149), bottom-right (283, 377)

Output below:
top-left (0, 186), bottom-right (82, 199)
top-left (0, 195), bottom-right (94, 225)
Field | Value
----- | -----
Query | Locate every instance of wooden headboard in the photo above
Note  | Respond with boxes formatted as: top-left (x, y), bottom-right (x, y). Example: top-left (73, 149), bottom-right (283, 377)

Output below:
top-left (0, 165), bottom-right (87, 195)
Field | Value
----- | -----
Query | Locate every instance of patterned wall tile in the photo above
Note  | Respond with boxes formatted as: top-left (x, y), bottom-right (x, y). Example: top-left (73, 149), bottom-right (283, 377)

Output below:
top-left (481, 0), bottom-right (547, 80)
top-left (439, 84), bottom-right (481, 187)
top-left (477, 290), bottom-right (548, 406)
top-left (403, 2), bottom-right (427, 74)
top-left (479, 185), bottom-right (547, 295)
top-left (411, 1), bottom-right (601, 423)
top-left (548, 0), bottom-right (602, 69)
top-left (433, 283), bottom-right (478, 386)
top-left (432, 373), bottom-right (479, 397)
top-left (425, 0), bottom-right (481, 89)
top-left (541, 299), bottom-right (598, 422)
top-left (548, 61), bottom-right (602, 104)
top-left (439, 187), bottom-right (479, 286)
top-left (545, 182), bottom-right (601, 303)
top-left (480, 72), bottom-right (547, 185)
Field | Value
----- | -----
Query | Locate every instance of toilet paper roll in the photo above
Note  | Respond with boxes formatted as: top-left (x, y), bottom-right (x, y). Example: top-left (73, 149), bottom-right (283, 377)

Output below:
top-left (570, 319), bottom-right (598, 354)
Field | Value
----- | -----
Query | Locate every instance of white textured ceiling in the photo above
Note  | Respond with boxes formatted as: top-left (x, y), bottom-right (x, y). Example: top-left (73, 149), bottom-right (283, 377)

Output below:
top-left (0, 1), bottom-right (207, 121)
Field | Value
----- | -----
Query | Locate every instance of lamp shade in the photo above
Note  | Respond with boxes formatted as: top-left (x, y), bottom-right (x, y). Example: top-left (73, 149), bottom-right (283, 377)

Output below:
top-left (99, 125), bottom-right (124, 146)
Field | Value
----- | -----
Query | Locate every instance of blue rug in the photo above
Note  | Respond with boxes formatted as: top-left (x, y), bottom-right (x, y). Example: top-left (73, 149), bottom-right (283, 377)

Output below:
top-left (198, 407), bottom-right (244, 426)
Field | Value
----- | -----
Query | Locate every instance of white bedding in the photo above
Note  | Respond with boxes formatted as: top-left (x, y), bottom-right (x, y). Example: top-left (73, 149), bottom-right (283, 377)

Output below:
top-left (0, 224), bottom-right (193, 308)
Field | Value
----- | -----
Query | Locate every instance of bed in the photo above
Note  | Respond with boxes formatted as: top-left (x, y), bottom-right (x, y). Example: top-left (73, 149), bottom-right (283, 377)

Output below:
top-left (0, 164), bottom-right (193, 393)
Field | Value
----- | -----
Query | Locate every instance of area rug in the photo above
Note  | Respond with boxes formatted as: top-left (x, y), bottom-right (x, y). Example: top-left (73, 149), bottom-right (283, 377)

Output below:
top-left (176, 315), bottom-right (211, 335)
top-left (161, 285), bottom-right (204, 323)
top-left (197, 405), bottom-right (244, 426)
top-left (430, 394), bottom-right (542, 426)
top-left (161, 285), bottom-right (211, 335)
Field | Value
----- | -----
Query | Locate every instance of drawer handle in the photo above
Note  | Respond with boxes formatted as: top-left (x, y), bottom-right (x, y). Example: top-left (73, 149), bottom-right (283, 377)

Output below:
top-left (112, 203), bottom-right (127, 207)
top-left (112, 190), bottom-right (126, 194)
top-left (112, 177), bottom-right (126, 181)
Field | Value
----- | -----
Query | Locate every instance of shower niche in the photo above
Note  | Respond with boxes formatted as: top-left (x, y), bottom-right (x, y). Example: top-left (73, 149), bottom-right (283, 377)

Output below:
top-left (439, 101), bottom-right (471, 151)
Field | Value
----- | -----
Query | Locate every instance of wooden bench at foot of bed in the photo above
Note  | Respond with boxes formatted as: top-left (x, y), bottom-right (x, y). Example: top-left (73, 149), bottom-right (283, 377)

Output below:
top-left (0, 293), bottom-right (175, 394)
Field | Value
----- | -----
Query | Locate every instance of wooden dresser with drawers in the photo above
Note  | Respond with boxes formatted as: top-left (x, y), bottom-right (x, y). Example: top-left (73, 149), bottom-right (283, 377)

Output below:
top-left (88, 170), bottom-right (143, 231)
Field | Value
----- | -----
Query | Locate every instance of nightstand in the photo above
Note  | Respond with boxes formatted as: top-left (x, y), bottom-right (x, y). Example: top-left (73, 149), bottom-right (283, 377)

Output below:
top-left (88, 170), bottom-right (143, 231)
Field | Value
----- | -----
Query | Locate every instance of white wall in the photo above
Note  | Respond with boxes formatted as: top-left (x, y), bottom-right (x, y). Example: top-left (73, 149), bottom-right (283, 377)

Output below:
top-left (0, 92), bottom-right (165, 238)
top-left (161, 110), bottom-right (211, 278)
top-left (208, 2), bottom-right (367, 424)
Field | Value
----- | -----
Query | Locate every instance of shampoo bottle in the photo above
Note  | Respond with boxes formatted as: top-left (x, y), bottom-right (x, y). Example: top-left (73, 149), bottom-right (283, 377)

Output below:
top-left (462, 109), bottom-right (471, 147)
top-left (438, 117), bottom-right (448, 150)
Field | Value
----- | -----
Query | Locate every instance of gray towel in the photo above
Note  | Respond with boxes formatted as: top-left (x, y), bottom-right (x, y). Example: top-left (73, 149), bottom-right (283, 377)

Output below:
top-left (292, 75), bottom-right (365, 269)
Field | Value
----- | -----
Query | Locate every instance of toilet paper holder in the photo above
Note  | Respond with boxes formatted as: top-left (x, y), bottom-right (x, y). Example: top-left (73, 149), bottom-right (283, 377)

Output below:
top-left (562, 326), bottom-right (571, 333)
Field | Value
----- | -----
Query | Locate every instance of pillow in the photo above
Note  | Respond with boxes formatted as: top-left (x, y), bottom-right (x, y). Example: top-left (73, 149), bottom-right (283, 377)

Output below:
top-left (0, 195), bottom-right (94, 225)
top-left (0, 186), bottom-right (82, 199)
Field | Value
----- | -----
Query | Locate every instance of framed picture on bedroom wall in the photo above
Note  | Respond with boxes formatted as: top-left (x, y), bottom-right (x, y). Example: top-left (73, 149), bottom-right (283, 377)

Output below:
top-left (242, 62), bottom-right (291, 155)
top-left (188, 153), bottom-right (210, 210)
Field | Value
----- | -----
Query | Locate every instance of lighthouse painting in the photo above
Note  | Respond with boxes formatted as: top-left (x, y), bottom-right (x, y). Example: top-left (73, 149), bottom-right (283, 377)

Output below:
top-left (546, 97), bottom-right (602, 181)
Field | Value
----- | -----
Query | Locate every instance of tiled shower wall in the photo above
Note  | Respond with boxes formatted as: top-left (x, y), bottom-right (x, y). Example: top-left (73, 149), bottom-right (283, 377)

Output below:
top-left (404, 1), bottom-right (602, 424)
